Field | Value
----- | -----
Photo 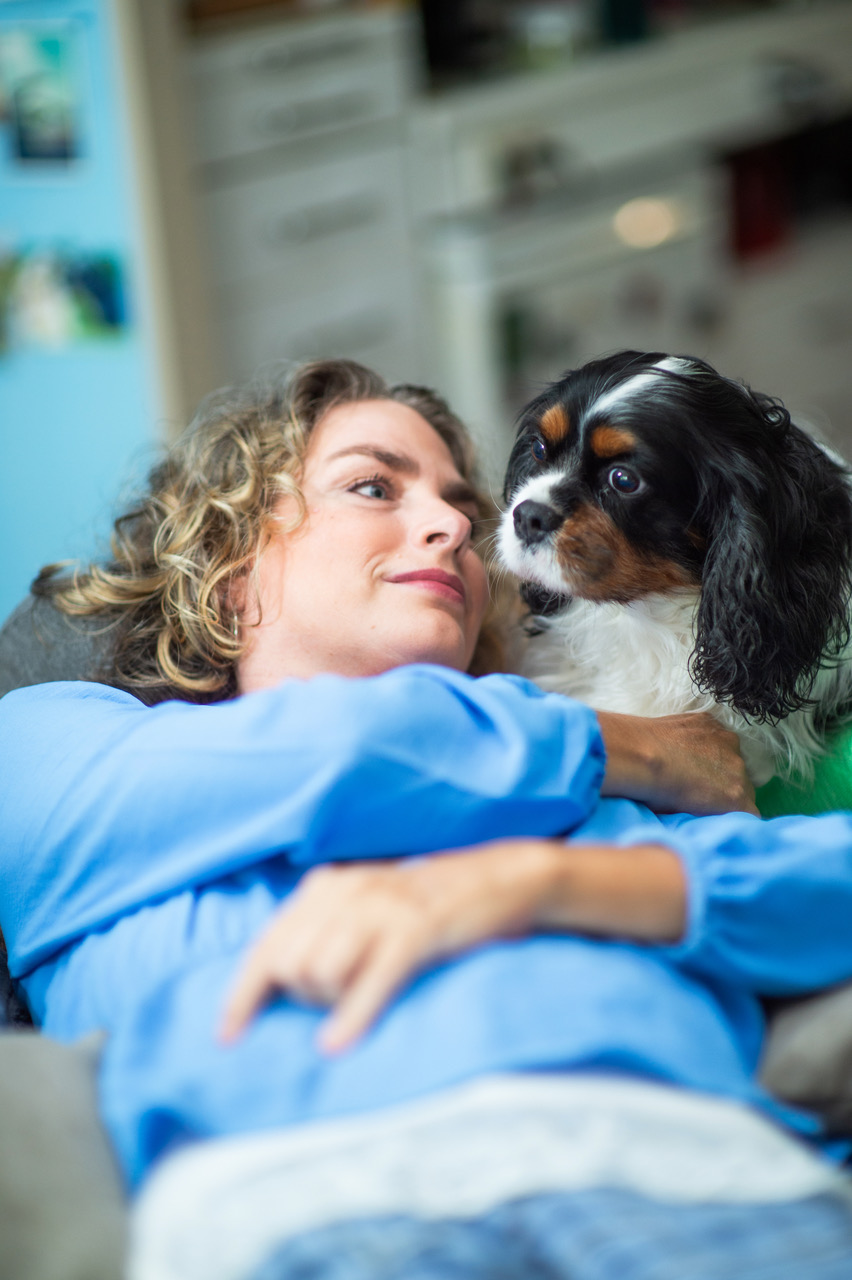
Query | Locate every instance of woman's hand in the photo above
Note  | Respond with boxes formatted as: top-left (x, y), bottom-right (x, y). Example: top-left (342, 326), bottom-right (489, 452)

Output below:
top-left (220, 845), bottom-right (548, 1054)
top-left (597, 710), bottom-right (758, 816)
top-left (219, 838), bottom-right (685, 1052)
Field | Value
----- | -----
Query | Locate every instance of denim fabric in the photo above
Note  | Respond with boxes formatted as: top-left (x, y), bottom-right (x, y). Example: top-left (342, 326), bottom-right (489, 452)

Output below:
top-left (250, 1188), bottom-right (852, 1280)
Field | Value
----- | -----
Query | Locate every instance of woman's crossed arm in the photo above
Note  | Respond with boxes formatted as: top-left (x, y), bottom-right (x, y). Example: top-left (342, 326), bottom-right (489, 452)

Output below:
top-left (220, 838), bottom-right (686, 1054)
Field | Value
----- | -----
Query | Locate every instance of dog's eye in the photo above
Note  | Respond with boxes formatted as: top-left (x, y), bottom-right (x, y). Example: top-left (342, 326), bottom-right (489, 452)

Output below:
top-left (607, 466), bottom-right (642, 495)
top-left (531, 439), bottom-right (548, 463)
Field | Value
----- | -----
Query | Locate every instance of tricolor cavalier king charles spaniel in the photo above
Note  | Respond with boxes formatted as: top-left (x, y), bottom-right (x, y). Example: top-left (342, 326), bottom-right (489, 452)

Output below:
top-left (498, 350), bottom-right (852, 786)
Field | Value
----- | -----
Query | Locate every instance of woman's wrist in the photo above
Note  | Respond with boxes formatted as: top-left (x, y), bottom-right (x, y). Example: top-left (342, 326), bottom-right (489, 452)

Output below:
top-left (596, 711), bottom-right (660, 804)
top-left (404, 837), bottom-right (688, 949)
top-left (532, 840), bottom-right (687, 943)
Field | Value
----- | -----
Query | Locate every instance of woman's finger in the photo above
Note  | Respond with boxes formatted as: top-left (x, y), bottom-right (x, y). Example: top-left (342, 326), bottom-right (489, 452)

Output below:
top-left (219, 943), bottom-right (277, 1042)
top-left (219, 882), bottom-right (395, 1040)
top-left (317, 933), bottom-right (420, 1055)
top-left (304, 919), bottom-right (378, 1001)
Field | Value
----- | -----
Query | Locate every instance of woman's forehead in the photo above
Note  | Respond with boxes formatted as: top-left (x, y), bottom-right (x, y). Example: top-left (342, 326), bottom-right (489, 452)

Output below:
top-left (308, 399), bottom-right (463, 478)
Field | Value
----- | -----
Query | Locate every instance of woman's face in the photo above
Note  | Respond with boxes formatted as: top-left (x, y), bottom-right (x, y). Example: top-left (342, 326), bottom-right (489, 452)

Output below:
top-left (237, 399), bottom-right (490, 691)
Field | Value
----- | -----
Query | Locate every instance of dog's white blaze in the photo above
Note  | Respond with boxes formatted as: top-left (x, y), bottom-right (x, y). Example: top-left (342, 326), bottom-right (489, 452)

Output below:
top-left (587, 358), bottom-right (694, 422)
top-left (509, 472), bottom-right (560, 509)
top-left (499, 472), bottom-right (570, 594)
top-left (655, 356), bottom-right (694, 376)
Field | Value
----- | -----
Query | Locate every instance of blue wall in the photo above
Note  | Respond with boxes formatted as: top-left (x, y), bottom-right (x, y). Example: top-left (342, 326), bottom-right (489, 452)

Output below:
top-left (0, 0), bottom-right (162, 622)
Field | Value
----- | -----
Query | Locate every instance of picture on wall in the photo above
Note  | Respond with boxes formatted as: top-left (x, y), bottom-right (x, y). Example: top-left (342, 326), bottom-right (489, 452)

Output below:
top-left (0, 23), bottom-right (82, 163)
top-left (0, 246), bottom-right (128, 354)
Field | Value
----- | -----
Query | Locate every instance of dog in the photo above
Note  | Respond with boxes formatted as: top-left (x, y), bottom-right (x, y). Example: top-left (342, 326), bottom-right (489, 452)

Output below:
top-left (498, 350), bottom-right (852, 786)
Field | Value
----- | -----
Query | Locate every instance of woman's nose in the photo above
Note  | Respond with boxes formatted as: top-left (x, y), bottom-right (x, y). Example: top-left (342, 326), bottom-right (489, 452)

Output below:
top-left (419, 499), bottom-right (472, 548)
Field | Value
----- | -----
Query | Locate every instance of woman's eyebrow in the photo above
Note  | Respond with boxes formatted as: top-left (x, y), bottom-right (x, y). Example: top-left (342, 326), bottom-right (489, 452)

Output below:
top-left (325, 444), bottom-right (477, 509)
top-left (325, 445), bottom-right (418, 475)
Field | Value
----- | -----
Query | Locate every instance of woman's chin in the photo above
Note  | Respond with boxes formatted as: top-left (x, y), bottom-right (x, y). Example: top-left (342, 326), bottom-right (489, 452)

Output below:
top-left (378, 624), bottom-right (473, 675)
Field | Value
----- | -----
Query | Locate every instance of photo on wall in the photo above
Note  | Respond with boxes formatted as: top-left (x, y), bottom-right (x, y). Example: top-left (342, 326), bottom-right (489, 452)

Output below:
top-left (0, 245), bottom-right (128, 355)
top-left (0, 22), bottom-right (82, 164)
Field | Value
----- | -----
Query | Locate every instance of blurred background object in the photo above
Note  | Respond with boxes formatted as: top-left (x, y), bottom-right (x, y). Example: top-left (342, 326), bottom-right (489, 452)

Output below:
top-left (0, 0), bottom-right (218, 620)
top-left (2, 0), bottom-right (852, 616)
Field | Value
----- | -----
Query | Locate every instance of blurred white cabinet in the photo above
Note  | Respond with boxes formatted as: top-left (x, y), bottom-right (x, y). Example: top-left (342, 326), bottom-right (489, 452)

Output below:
top-left (410, 2), bottom-right (852, 219)
top-left (186, 7), bottom-right (425, 385)
top-left (411, 1), bottom-right (852, 481)
top-left (182, 0), bottom-right (852, 477)
top-left (422, 164), bottom-right (727, 482)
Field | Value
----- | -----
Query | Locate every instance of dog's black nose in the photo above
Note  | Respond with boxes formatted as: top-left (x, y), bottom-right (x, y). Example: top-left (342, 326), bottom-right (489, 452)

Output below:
top-left (513, 500), bottom-right (561, 546)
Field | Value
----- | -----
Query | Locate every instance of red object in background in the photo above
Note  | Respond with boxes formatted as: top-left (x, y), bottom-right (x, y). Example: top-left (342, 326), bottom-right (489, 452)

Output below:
top-left (727, 141), bottom-right (793, 260)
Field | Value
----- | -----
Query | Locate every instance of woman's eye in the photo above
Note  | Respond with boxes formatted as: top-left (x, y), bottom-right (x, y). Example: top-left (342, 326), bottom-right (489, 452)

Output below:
top-left (531, 439), bottom-right (548, 463)
top-left (351, 478), bottom-right (390, 500)
top-left (607, 466), bottom-right (642, 495)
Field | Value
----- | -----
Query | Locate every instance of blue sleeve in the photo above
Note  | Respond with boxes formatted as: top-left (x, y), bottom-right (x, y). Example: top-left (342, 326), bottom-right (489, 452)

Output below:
top-left (659, 809), bottom-right (852, 994)
top-left (0, 666), bottom-right (604, 975)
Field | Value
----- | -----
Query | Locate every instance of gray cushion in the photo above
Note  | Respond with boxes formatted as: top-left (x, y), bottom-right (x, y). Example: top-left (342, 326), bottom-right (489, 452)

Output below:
top-left (0, 594), bottom-right (113, 699)
top-left (1, 603), bottom-right (126, 1278)
top-left (0, 1031), bottom-right (127, 1280)
top-left (760, 985), bottom-right (852, 1136)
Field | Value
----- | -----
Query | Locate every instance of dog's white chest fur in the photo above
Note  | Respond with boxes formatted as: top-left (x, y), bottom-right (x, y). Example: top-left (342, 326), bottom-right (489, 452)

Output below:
top-left (520, 591), bottom-right (833, 788)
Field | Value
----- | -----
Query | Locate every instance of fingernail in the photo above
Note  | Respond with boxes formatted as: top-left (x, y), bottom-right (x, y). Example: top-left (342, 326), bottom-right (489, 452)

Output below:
top-left (218, 1019), bottom-right (238, 1046)
top-left (317, 1023), bottom-right (346, 1056)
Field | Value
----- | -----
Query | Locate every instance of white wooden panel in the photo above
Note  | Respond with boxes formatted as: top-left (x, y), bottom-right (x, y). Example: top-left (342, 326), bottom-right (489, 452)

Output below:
top-left (189, 10), bottom-right (411, 165)
top-left (203, 146), bottom-right (410, 297)
top-left (409, 3), bottom-right (852, 216)
top-left (216, 279), bottom-right (423, 386)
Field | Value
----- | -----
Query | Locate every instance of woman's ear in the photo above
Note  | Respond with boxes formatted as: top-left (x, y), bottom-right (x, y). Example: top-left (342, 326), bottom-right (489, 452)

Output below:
top-left (223, 556), bottom-right (258, 637)
top-left (691, 408), bottom-right (852, 722)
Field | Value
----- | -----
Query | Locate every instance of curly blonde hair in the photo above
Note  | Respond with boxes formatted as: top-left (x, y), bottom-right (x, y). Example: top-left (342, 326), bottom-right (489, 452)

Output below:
top-left (35, 359), bottom-right (503, 703)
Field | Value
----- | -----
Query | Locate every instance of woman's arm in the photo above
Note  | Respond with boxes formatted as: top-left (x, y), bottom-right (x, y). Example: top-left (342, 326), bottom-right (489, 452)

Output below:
top-left (221, 838), bottom-right (686, 1052)
top-left (0, 670), bottom-right (753, 977)
top-left (660, 808), bottom-right (852, 994)
top-left (597, 711), bottom-right (757, 816)
top-left (222, 799), bottom-right (852, 1050)
top-left (0, 670), bottom-right (606, 973)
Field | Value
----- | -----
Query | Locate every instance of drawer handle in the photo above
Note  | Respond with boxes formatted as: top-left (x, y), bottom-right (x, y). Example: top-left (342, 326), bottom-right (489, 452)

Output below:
top-left (267, 195), bottom-right (383, 245)
top-left (757, 53), bottom-right (833, 116)
top-left (247, 36), bottom-right (372, 77)
top-left (255, 90), bottom-right (374, 140)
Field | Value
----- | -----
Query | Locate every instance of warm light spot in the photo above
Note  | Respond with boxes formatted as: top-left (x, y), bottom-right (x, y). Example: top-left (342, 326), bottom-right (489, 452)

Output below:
top-left (613, 198), bottom-right (683, 249)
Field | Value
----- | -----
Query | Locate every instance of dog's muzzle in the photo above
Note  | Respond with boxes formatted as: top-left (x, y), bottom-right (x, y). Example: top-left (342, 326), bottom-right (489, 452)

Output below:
top-left (519, 581), bottom-right (571, 616)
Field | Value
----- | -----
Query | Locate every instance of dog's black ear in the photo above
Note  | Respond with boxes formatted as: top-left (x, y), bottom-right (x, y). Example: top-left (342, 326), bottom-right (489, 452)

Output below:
top-left (692, 393), bottom-right (852, 722)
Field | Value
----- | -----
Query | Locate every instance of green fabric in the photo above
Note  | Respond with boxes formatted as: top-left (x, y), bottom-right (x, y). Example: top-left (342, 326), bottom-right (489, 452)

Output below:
top-left (757, 724), bottom-right (852, 818)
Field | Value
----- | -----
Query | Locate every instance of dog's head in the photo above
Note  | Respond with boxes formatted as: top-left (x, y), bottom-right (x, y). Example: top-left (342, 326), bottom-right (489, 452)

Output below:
top-left (499, 350), bottom-right (852, 721)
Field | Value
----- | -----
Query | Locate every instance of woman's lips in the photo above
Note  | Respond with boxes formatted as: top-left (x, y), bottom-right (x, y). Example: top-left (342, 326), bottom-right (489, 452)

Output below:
top-left (387, 569), bottom-right (466, 605)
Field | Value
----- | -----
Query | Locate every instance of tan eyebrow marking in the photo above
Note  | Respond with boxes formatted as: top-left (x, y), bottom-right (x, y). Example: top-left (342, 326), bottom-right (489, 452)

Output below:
top-left (539, 404), bottom-right (571, 444)
top-left (589, 426), bottom-right (637, 458)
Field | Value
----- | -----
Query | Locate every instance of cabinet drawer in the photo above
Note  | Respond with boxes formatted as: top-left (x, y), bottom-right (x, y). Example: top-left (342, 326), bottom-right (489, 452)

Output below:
top-left (219, 284), bottom-right (420, 384)
top-left (203, 147), bottom-right (410, 295)
top-left (189, 11), bottom-right (412, 165)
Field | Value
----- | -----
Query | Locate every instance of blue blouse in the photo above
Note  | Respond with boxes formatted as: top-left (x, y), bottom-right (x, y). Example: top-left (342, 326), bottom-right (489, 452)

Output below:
top-left (2, 666), bottom-right (852, 1185)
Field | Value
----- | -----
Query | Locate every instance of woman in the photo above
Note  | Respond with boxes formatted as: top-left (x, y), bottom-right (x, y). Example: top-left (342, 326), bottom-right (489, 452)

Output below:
top-left (2, 360), bottom-right (852, 1280)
